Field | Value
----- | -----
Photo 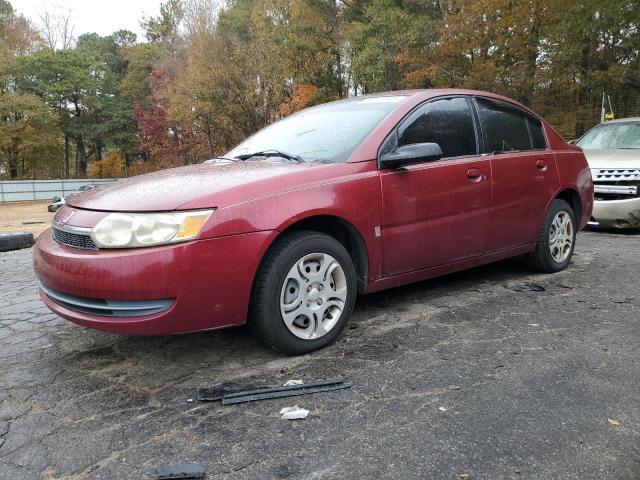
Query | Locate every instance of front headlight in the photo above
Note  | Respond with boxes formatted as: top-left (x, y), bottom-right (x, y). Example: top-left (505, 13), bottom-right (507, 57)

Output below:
top-left (91, 209), bottom-right (214, 248)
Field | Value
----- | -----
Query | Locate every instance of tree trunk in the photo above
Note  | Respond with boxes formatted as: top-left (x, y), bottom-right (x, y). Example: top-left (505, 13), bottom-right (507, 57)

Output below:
top-left (332, 0), bottom-right (343, 98)
top-left (8, 149), bottom-right (18, 180)
top-left (521, 1), bottom-right (541, 107)
top-left (203, 117), bottom-right (215, 157)
top-left (76, 135), bottom-right (87, 177)
top-left (64, 134), bottom-right (70, 179)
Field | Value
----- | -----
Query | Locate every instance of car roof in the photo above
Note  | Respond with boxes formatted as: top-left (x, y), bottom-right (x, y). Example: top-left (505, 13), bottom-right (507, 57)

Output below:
top-left (344, 88), bottom-right (517, 100)
top-left (340, 88), bottom-right (540, 116)
top-left (601, 117), bottom-right (640, 124)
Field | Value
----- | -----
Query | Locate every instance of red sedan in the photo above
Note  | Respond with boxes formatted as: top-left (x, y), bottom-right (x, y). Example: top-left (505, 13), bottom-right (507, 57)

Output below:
top-left (33, 89), bottom-right (593, 354)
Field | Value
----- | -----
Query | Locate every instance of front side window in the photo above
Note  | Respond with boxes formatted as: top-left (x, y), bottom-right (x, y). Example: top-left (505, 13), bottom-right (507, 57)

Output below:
top-left (397, 97), bottom-right (478, 158)
top-left (476, 98), bottom-right (532, 153)
top-left (577, 122), bottom-right (640, 149)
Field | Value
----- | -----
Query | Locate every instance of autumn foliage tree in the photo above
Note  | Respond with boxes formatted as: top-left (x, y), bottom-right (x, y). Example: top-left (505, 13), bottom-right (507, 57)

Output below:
top-left (1, 0), bottom-right (639, 178)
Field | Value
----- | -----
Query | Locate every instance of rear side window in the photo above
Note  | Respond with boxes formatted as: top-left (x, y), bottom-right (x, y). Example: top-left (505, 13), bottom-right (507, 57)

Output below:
top-left (398, 97), bottom-right (477, 158)
top-left (527, 117), bottom-right (547, 150)
top-left (476, 98), bottom-right (532, 152)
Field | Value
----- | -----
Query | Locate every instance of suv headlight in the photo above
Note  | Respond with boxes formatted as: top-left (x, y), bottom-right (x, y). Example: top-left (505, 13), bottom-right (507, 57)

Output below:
top-left (91, 209), bottom-right (214, 248)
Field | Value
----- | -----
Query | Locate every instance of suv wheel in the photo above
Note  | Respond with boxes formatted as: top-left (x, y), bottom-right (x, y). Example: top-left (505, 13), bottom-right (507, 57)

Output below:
top-left (249, 231), bottom-right (357, 355)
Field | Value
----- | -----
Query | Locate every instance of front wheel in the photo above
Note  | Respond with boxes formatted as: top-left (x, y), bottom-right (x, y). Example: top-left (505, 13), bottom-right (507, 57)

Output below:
top-left (526, 199), bottom-right (577, 273)
top-left (249, 231), bottom-right (357, 355)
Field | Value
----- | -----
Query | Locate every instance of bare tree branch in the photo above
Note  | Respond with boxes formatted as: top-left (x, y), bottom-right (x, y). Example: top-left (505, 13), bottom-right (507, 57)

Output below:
top-left (37, 5), bottom-right (75, 50)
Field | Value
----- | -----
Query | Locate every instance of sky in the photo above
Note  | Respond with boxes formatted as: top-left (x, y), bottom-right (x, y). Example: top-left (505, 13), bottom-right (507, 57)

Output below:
top-left (13, 0), bottom-right (165, 40)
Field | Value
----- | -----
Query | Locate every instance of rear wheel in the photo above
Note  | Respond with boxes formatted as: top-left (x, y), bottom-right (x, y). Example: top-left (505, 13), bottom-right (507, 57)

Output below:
top-left (526, 199), bottom-right (576, 272)
top-left (249, 231), bottom-right (357, 355)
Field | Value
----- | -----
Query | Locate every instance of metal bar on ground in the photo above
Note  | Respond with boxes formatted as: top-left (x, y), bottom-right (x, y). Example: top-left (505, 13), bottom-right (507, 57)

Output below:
top-left (200, 379), bottom-right (353, 405)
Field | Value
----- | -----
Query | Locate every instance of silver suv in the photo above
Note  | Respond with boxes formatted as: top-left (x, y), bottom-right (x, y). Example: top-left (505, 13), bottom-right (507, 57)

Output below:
top-left (577, 118), bottom-right (640, 229)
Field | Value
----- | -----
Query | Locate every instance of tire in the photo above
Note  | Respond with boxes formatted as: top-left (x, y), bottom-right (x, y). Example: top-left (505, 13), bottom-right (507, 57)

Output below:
top-left (0, 232), bottom-right (35, 252)
top-left (249, 230), bottom-right (357, 355)
top-left (526, 199), bottom-right (576, 273)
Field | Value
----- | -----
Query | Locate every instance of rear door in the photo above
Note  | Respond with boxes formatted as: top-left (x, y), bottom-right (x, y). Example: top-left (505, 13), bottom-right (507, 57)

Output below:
top-left (380, 96), bottom-right (492, 276)
top-left (474, 97), bottom-right (560, 251)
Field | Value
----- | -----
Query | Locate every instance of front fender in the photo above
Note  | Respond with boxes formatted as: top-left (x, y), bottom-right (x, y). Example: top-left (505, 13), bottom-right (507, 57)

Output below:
top-left (199, 165), bottom-right (384, 281)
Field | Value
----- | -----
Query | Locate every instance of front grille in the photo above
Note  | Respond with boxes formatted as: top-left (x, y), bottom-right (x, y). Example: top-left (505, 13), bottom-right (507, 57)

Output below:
top-left (591, 169), bottom-right (640, 201)
top-left (53, 227), bottom-right (98, 250)
top-left (591, 168), bottom-right (640, 181)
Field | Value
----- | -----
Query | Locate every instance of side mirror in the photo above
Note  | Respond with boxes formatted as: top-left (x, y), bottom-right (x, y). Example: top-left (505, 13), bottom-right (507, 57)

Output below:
top-left (380, 142), bottom-right (443, 169)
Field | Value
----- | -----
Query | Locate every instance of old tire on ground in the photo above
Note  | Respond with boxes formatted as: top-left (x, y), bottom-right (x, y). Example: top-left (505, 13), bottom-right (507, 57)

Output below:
top-left (0, 232), bottom-right (35, 252)
top-left (249, 230), bottom-right (357, 355)
top-left (526, 199), bottom-right (576, 273)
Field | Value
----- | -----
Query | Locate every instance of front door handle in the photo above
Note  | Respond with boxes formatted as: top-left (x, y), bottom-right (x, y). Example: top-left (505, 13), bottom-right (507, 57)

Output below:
top-left (467, 168), bottom-right (482, 181)
top-left (536, 159), bottom-right (547, 171)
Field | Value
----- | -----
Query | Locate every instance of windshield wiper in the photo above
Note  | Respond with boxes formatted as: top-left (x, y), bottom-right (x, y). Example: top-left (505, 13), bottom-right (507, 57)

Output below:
top-left (235, 149), bottom-right (304, 163)
top-left (205, 156), bottom-right (240, 163)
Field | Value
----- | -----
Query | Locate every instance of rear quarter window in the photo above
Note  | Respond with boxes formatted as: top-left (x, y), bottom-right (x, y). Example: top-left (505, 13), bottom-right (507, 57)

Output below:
top-left (527, 117), bottom-right (547, 150)
top-left (476, 98), bottom-right (532, 152)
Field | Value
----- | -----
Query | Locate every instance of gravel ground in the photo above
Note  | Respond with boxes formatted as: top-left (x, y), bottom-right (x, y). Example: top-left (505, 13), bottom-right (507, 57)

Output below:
top-left (0, 230), bottom-right (638, 480)
top-left (0, 202), bottom-right (54, 236)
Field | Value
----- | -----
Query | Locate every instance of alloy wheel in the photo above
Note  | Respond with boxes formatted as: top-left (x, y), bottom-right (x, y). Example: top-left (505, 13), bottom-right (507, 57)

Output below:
top-left (549, 211), bottom-right (574, 263)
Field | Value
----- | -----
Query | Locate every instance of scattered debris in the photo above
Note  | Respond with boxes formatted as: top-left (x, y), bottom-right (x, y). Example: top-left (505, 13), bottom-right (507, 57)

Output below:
top-left (608, 418), bottom-right (621, 426)
top-left (506, 282), bottom-right (546, 292)
top-left (186, 398), bottom-right (194, 403)
top-left (438, 406), bottom-right (447, 412)
top-left (154, 463), bottom-right (205, 479)
top-left (22, 221), bottom-right (45, 225)
top-left (283, 379), bottom-right (304, 387)
top-left (459, 471), bottom-right (470, 479)
top-left (280, 406), bottom-right (310, 420)
top-left (527, 323), bottom-right (540, 327)
top-left (197, 379), bottom-right (352, 405)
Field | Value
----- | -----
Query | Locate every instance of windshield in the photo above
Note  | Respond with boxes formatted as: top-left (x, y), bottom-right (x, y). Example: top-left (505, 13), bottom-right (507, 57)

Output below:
top-left (226, 96), bottom-right (407, 163)
top-left (577, 122), bottom-right (640, 149)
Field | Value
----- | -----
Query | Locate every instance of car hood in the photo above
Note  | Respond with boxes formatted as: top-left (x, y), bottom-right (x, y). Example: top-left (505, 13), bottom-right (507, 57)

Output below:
top-left (67, 160), bottom-right (327, 212)
top-left (582, 149), bottom-right (640, 169)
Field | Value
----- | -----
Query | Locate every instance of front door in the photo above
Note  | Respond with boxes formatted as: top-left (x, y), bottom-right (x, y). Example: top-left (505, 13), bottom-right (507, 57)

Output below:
top-left (379, 96), bottom-right (492, 277)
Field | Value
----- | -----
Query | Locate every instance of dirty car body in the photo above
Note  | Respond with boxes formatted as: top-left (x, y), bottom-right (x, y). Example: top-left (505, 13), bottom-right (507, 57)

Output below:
top-left (577, 118), bottom-right (640, 229)
top-left (33, 89), bottom-right (593, 353)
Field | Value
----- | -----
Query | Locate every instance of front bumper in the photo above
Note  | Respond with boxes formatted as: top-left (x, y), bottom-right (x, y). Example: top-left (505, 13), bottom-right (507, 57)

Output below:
top-left (33, 229), bottom-right (276, 335)
top-left (590, 197), bottom-right (640, 229)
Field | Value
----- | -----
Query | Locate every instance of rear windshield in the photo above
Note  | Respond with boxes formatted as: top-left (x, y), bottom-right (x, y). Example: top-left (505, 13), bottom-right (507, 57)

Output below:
top-left (577, 122), bottom-right (640, 149)
top-left (226, 96), bottom-right (407, 163)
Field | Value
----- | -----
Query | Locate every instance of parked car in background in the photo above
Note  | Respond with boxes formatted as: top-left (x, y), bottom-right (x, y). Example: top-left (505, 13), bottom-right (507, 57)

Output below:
top-left (47, 185), bottom-right (98, 212)
top-left (34, 89), bottom-right (593, 354)
top-left (577, 118), bottom-right (640, 229)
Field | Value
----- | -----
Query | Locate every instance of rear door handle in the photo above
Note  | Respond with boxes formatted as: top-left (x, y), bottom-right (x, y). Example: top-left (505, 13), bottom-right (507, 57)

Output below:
top-left (536, 159), bottom-right (547, 170)
top-left (467, 168), bottom-right (482, 180)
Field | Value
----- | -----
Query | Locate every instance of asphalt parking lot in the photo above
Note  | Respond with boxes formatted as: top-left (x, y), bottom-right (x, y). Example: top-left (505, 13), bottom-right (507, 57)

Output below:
top-left (1, 230), bottom-right (639, 480)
